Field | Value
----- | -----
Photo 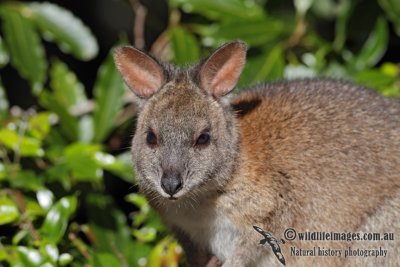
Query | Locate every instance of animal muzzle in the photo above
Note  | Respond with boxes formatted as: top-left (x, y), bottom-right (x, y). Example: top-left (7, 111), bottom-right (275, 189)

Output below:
top-left (161, 172), bottom-right (183, 197)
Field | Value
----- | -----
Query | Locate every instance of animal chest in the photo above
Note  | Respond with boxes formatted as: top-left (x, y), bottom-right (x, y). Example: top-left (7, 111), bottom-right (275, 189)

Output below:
top-left (172, 209), bottom-right (241, 262)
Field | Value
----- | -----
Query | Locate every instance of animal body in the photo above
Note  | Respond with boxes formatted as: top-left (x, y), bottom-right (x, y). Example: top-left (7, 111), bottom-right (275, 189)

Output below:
top-left (114, 41), bottom-right (400, 266)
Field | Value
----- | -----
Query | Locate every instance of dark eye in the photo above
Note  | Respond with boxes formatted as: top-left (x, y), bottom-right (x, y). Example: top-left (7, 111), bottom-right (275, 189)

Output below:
top-left (195, 131), bottom-right (211, 146)
top-left (146, 130), bottom-right (158, 146)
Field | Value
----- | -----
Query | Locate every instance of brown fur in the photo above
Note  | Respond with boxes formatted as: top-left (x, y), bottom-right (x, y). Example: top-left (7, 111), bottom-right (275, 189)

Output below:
top-left (114, 42), bottom-right (400, 267)
top-left (222, 79), bottom-right (400, 266)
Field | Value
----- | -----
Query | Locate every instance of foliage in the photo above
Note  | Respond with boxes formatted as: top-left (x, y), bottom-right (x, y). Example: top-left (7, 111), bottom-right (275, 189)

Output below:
top-left (166, 0), bottom-right (400, 96)
top-left (0, 0), bottom-right (399, 266)
top-left (0, 1), bottom-right (179, 266)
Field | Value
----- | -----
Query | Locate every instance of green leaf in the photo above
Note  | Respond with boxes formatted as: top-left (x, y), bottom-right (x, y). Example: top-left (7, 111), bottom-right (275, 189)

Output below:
top-left (0, 128), bottom-right (44, 157)
top-left (125, 193), bottom-right (165, 231)
top-left (92, 52), bottom-right (126, 142)
top-left (147, 238), bottom-right (181, 267)
top-left (381, 63), bottom-right (398, 77)
top-left (12, 229), bottom-right (28, 245)
top-left (0, 196), bottom-right (20, 225)
top-left (16, 246), bottom-right (43, 267)
top-left (44, 163), bottom-right (71, 190)
top-left (0, 35), bottom-right (9, 68)
top-left (351, 17), bottom-right (388, 71)
top-left (50, 59), bottom-right (87, 111)
top-left (92, 252), bottom-right (123, 267)
top-left (87, 194), bottom-right (152, 267)
top-left (27, 2), bottom-right (98, 60)
top-left (169, 26), bottom-right (200, 65)
top-left (132, 227), bottom-right (157, 242)
top-left (49, 60), bottom-right (93, 143)
top-left (43, 128), bottom-right (68, 159)
top-left (0, 246), bottom-right (8, 261)
top-left (40, 196), bottom-right (77, 244)
top-left (36, 189), bottom-right (54, 211)
top-left (0, 162), bottom-right (5, 181)
top-left (64, 143), bottom-right (102, 182)
top-left (93, 151), bottom-right (117, 168)
top-left (58, 253), bottom-right (73, 266)
top-left (379, 0), bottom-right (400, 36)
top-left (378, 85), bottom-right (400, 97)
top-left (43, 244), bottom-right (59, 263)
top-left (239, 45), bottom-right (284, 87)
top-left (169, 0), bottom-right (265, 21)
top-left (294, 0), bottom-right (314, 16)
top-left (195, 18), bottom-right (287, 46)
top-left (125, 193), bottom-right (149, 210)
top-left (79, 115), bottom-right (94, 143)
top-left (322, 61), bottom-right (350, 78)
top-left (0, 4), bottom-right (46, 94)
top-left (96, 151), bottom-right (135, 183)
top-left (28, 112), bottom-right (55, 140)
top-left (333, 0), bottom-right (359, 51)
top-left (165, 240), bottom-right (182, 267)
top-left (311, 0), bottom-right (337, 19)
top-left (126, 193), bottom-right (149, 227)
top-left (25, 198), bottom-right (45, 219)
top-left (355, 69), bottom-right (395, 89)
top-left (145, 208), bottom-right (166, 233)
top-left (10, 170), bottom-right (43, 191)
top-left (0, 78), bottom-right (9, 122)
top-left (147, 242), bottom-right (164, 267)
top-left (39, 91), bottom-right (79, 141)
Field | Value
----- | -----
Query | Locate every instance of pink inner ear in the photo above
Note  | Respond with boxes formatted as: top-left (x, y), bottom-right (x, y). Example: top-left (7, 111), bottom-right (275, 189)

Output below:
top-left (200, 41), bottom-right (247, 97)
top-left (114, 47), bottom-right (165, 98)
top-left (209, 55), bottom-right (245, 96)
top-left (122, 62), bottom-right (163, 97)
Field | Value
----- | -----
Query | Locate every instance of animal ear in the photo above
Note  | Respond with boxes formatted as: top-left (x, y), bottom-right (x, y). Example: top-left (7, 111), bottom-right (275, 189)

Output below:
top-left (199, 41), bottom-right (247, 97)
top-left (114, 46), bottom-right (165, 98)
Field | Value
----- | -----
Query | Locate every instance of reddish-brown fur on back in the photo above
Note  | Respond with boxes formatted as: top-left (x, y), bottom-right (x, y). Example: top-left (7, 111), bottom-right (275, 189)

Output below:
top-left (224, 79), bottom-right (400, 265)
top-left (231, 79), bottom-right (400, 224)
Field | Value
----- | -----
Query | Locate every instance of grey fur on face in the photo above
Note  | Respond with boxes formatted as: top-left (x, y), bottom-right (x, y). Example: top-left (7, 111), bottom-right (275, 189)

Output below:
top-left (132, 71), bottom-right (239, 201)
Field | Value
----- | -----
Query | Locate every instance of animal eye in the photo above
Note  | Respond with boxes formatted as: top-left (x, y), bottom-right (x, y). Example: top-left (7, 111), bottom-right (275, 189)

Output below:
top-left (146, 130), bottom-right (158, 146)
top-left (195, 131), bottom-right (211, 146)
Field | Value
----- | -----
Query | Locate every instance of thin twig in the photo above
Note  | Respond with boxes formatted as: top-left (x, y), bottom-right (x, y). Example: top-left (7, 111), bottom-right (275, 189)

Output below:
top-left (9, 189), bottom-right (41, 242)
top-left (150, 31), bottom-right (171, 60)
top-left (115, 104), bottom-right (137, 126)
top-left (130, 0), bottom-right (148, 50)
top-left (0, 145), bottom-right (11, 165)
top-left (285, 15), bottom-right (307, 49)
top-left (111, 241), bottom-right (129, 267)
top-left (68, 232), bottom-right (91, 260)
top-left (150, 8), bottom-right (181, 60)
top-left (13, 115), bottom-right (29, 165)
top-left (35, 158), bottom-right (48, 170)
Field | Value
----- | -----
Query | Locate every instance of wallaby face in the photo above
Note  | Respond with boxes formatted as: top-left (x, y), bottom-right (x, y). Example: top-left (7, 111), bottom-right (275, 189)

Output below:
top-left (114, 42), bottom-right (245, 201)
top-left (130, 81), bottom-right (239, 201)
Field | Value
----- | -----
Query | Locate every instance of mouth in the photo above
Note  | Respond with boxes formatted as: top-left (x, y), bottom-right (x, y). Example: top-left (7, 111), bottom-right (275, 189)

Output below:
top-left (158, 189), bottom-right (182, 200)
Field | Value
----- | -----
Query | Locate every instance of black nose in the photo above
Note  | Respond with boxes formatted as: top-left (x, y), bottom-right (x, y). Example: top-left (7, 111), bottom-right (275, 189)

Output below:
top-left (161, 175), bottom-right (183, 196)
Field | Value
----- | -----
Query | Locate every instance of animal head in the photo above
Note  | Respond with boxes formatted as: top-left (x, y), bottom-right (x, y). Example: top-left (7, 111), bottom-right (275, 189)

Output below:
top-left (114, 41), bottom-right (247, 202)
